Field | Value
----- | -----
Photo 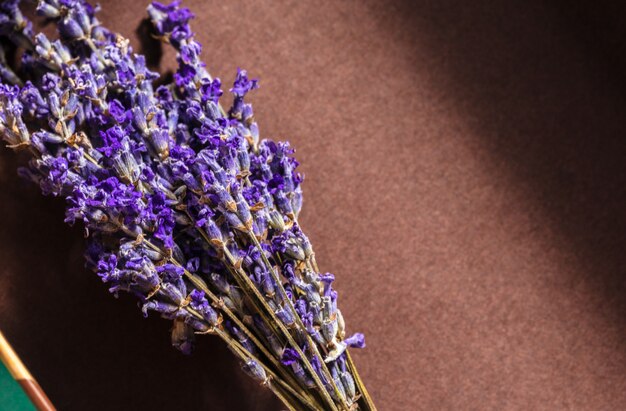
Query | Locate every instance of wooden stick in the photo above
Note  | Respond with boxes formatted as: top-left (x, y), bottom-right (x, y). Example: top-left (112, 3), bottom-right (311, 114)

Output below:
top-left (0, 331), bottom-right (55, 411)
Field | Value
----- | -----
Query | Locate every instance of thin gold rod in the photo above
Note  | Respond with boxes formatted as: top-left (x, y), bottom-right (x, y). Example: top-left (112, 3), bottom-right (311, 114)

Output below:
top-left (0, 331), bottom-right (56, 411)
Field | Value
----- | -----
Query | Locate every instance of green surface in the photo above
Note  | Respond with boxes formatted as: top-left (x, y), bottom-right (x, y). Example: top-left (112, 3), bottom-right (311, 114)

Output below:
top-left (0, 361), bottom-right (35, 411)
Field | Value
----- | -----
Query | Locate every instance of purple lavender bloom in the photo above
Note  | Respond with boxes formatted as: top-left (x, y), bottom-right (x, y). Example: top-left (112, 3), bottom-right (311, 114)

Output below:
top-left (230, 68), bottom-right (259, 98)
top-left (189, 289), bottom-right (220, 327)
top-left (281, 348), bottom-right (301, 366)
top-left (200, 78), bottom-right (222, 103)
top-left (344, 333), bottom-right (366, 349)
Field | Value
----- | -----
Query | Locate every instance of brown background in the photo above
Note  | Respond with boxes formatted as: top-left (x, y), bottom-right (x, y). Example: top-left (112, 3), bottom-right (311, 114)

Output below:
top-left (2, 0), bottom-right (626, 409)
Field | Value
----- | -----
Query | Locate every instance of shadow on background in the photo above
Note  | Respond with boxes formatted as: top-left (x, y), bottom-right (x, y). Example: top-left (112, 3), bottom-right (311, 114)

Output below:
top-left (387, 0), bottom-right (626, 325)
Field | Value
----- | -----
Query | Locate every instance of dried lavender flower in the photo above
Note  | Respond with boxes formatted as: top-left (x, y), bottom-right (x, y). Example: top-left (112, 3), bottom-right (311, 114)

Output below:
top-left (0, 1), bottom-right (375, 410)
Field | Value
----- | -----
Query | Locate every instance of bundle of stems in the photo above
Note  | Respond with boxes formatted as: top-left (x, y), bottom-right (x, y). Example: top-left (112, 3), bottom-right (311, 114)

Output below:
top-left (0, 0), bottom-right (376, 409)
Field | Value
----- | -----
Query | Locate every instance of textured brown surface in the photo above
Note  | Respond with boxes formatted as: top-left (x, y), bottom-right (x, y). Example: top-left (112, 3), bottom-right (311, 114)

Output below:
top-left (2, 0), bottom-right (626, 410)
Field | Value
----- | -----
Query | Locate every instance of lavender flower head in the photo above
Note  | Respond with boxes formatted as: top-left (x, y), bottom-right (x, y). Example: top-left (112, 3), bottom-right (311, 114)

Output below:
top-left (0, 1), bottom-right (375, 410)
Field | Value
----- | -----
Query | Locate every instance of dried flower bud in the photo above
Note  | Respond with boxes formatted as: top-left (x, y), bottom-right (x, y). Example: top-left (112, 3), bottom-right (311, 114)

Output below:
top-left (171, 317), bottom-right (195, 355)
top-left (59, 14), bottom-right (85, 40)
top-left (242, 360), bottom-right (267, 384)
top-left (338, 357), bottom-right (356, 400)
top-left (36, 2), bottom-right (61, 19)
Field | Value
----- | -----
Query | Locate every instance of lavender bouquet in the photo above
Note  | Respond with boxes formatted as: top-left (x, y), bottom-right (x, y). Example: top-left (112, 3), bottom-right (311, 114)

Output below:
top-left (0, 1), bottom-right (376, 409)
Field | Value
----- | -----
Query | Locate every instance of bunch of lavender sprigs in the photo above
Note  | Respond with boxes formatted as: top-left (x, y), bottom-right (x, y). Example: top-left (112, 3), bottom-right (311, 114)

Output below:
top-left (0, 1), bottom-right (376, 410)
